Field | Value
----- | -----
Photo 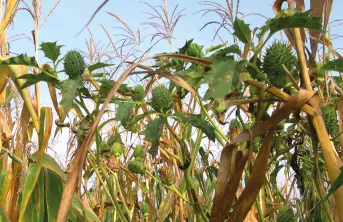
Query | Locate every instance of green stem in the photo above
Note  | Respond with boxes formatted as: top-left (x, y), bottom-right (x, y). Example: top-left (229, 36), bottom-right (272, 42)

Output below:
top-left (195, 96), bottom-right (230, 144)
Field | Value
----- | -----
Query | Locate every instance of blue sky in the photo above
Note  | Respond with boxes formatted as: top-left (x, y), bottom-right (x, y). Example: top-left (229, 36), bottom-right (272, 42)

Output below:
top-left (7, 0), bottom-right (343, 160)
top-left (10, 0), bottom-right (343, 105)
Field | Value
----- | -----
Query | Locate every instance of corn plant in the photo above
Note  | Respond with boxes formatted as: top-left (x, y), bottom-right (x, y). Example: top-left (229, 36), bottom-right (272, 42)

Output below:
top-left (1, 0), bottom-right (343, 221)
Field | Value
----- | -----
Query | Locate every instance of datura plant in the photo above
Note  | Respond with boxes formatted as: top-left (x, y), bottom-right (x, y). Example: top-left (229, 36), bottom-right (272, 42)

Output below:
top-left (1, 2), bottom-right (343, 222)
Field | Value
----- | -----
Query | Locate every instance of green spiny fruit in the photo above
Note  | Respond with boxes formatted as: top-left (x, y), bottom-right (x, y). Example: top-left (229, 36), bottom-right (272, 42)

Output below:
top-left (158, 166), bottom-right (175, 186)
top-left (321, 103), bottom-right (339, 136)
top-left (64, 50), bottom-right (86, 79)
top-left (249, 86), bottom-right (260, 97)
top-left (141, 202), bottom-right (150, 218)
top-left (111, 142), bottom-right (124, 157)
top-left (133, 145), bottom-right (145, 160)
top-left (277, 207), bottom-right (295, 222)
top-left (132, 85), bottom-right (145, 101)
top-left (262, 41), bottom-right (297, 88)
top-left (247, 57), bottom-right (264, 81)
top-left (151, 85), bottom-right (173, 113)
top-left (229, 119), bottom-right (241, 140)
top-left (128, 159), bottom-right (145, 175)
top-left (186, 43), bottom-right (204, 58)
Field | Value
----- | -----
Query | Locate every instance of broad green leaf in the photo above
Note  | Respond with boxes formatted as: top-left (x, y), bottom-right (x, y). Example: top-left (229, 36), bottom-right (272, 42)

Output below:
top-left (116, 102), bottom-right (135, 122)
top-left (320, 59), bottom-right (343, 72)
top-left (203, 59), bottom-right (244, 99)
top-left (22, 169), bottom-right (45, 222)
top-left (19, 163), bottom-right (42, 221)
top-left (205, 41), bottom-right (227, 54)
top-left (178, 65), bottom-right (205, 88)
top-left (268, 9), bottom-right (322, 34)
top-left (99, 79), bottom-right (130, 99)
top-left (233, 18), bottom-right (252, 44)
top-left (145, 117), bottom-right (165, 154)
top-left (88, 62), bottom-right (114, 73)
top-left (0, 207), bottom-right (10, 222)
top-left (45, 168), bottom-right (64, 222)
top-left (31, 152), bottom-right (66, 179)
top-left (60, 78), bottom-right (84, 112)
top-left (39, 42), bottom-right (64, 63)
top-left (327, 167), bottom-right (343, 198)
top-left (0, 169), bottom-right (10, 205)
top-left (0, 54), bottom-right (39, 67)
top-left (71, 195), bottom-right (100, 222)
top-left (18, 72), bottom-right (60, 90)
top-left (173, 112), bottom-right (215, 142)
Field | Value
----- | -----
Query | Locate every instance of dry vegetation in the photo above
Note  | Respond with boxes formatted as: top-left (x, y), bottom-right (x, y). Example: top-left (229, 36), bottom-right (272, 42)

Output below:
top-left (1, 0), bottom-right (343, 221)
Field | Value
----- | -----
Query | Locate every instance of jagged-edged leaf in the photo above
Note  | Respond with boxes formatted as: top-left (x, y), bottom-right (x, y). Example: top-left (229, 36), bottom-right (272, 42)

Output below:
top-left (205, 41), bottom-right (228, 54)
top-left (31, 152), bottom-right (66, 179)
top-left (178, 39), bottom-right (194, 54)
top-left (203, 59), bottom-right (247, 100)
top-left (173, 112), bottom-right (215, 142)
top-left (320, 59), bottom-right (343, 73)
top-left (268, 9), bottom-right (322, 34)
top-left (0, 54), bottom-right (38, 67)
top-left (99, 79), bottom-right (130, 99)
top-left (39, 42), bottom-right (64, 63)
top-left (178, 65), bottom-right (205, 88)
top-left (88, 62), bottom-right (114, 73)
top-left (233, 18), bottom-right (252, 44)
top-left (19, 163), bottom-right (42, 222)
top-left (60, 78), bottom-right (84, 112)
top-left (327, 167), bottom-right (343, 198)
top-left (18, 72), bottom-right (60, 89)
top-left (210, 45), bottom-right (241, 62)
top-left (45, 168), bottom-right (64, 222)
top-left (116, 102), bottom-right (135, 122)
top-left (145, 117), bottom-right (165, 154)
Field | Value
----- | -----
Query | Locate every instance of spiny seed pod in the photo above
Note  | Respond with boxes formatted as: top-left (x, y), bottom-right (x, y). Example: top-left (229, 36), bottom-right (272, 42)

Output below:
top-left (99, 141), bottom-right (110, 152)
top-left (133, 145), bottom-right (145, 160)
top-left (151, 85), bottom-right (173, 113)
top-left (249, 86), bottom-right (260, 97)
top-left (111, 142), bottom-right (124, 157)
top-left (64, 50), bottom-right (86, 79)
top-left (262, 41), bottom-right (297, 88)
top-left (321, 103), bottom-right (339, 136)
top-left (132, 85), bottom-right (145, 101)
top-left (277, 207), bottom-right (295, 222)
top-left (141, 202), bottom-right (150, 218)
top-left (186, 43), bottom-right (204, 58)
top-left (158, 166), bottom-right (175, 186)
top-left (107, 155), bottom-right (121, 172)
top-left (247, 57), bottom-right (264, 81)
top-left (128, 160), bottom-right (145, 175)
top-left (229, 119), bottom-right (241, 140)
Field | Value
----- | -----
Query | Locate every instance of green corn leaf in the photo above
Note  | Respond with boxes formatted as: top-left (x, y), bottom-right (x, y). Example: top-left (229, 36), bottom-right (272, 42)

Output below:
top-left (44, 168), bottom-right (64, 222)
top-left (19, 164), bottom-right (43, 222)
top-left (0, 207), bottom-right (10, 222)
top-left (31, 152), bottom-right (66, 179)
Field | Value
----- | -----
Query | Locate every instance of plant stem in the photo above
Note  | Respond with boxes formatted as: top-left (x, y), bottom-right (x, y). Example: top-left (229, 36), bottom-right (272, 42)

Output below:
top-left (195, 96), bottom-right (230, 144)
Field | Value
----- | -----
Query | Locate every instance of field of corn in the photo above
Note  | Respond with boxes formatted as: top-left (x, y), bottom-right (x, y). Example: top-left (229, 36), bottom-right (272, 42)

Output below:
top-left (1, 0), bottom-right (343, 221)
